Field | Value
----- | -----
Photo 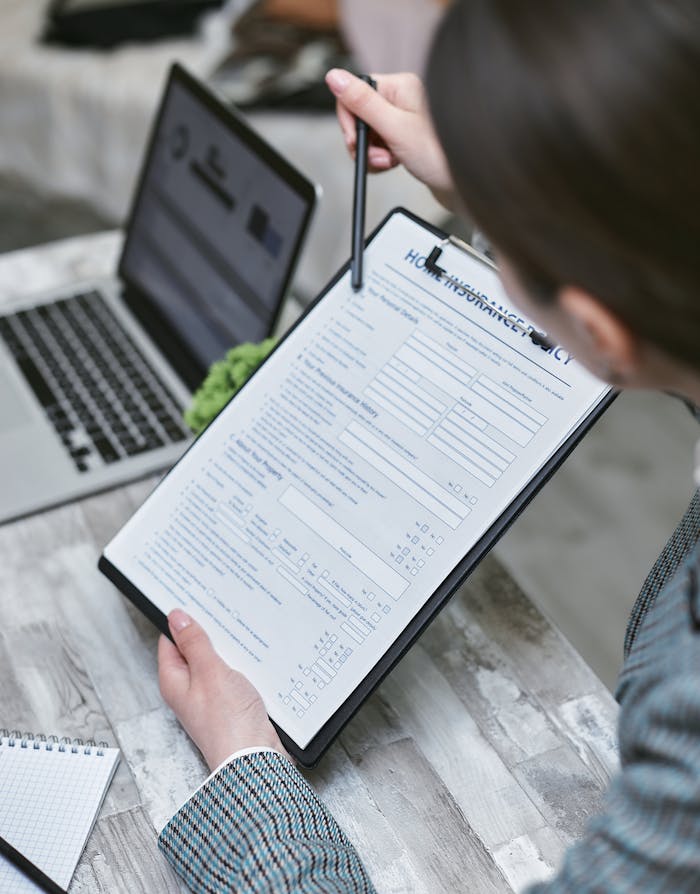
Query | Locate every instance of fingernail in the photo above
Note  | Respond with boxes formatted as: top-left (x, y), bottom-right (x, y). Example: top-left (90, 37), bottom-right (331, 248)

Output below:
top-left (326, 68), bottom-right (350, 94)
top-left (169, 609), bottom-right (192, 633)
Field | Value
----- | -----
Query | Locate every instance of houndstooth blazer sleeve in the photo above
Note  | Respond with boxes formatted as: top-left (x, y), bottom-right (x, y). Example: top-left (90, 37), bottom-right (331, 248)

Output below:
top-left (158, 749), bottom-right (378, 894)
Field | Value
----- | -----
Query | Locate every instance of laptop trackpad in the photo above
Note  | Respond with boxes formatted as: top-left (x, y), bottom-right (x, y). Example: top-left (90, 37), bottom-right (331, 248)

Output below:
top-left (0, 375), bottom-right (36, 433)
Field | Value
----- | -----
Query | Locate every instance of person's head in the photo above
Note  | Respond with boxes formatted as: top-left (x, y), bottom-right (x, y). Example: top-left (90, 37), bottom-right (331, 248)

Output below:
top-left (426, 0), bottom-right (700, 400)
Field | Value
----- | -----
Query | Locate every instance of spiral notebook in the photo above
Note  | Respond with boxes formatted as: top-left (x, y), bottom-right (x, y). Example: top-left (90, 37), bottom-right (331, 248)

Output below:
top-left (0, 731), bottom-right (120, 892)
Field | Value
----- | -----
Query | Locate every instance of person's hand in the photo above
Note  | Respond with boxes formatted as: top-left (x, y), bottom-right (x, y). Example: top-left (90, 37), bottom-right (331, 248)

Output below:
top-left (325, 68), bottom-right (455, 209)
top-left (158, 609), bottom-right (286, 770)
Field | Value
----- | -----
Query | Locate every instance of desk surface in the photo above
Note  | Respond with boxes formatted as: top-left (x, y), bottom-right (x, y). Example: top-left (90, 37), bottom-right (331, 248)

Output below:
top-left (0, 235), bottom-right (619, 893)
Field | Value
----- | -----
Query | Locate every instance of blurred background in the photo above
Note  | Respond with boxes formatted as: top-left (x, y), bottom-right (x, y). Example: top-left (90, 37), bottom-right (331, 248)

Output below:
top-left (1, 0), bottom-right (697, 689)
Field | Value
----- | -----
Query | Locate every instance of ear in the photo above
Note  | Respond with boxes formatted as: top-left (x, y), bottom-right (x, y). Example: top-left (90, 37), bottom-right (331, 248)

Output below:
top-left (558, 286), bottom-right (640, 381)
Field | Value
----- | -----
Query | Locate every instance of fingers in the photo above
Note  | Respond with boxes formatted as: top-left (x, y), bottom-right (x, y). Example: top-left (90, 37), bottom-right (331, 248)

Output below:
top-left (167, 609), bottom-right (216, 675)
top-left (326, 69), bottom-right (403, 143)
top-left (335, 98), bottom-right (357, 151)
top-left (368, 146), bottom-right (397, 170)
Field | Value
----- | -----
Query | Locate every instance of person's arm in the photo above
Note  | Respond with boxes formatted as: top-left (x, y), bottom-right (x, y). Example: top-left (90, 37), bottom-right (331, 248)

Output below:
top-left (324, 69), bottom-right (456, 210)
top-left (157, 610), bottom-right (377, 894)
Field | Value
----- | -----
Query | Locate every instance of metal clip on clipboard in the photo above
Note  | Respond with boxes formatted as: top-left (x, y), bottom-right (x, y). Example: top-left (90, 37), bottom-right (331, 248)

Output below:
top-left (424, 235), bottom-right (554, 350)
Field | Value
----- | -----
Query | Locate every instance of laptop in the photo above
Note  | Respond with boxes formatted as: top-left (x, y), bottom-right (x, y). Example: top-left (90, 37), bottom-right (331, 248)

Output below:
top-left (0, 63), bottom-right (317, 524)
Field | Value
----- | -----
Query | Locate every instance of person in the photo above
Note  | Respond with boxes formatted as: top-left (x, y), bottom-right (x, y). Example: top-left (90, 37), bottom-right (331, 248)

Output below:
top-left (156, 1), bottom-right (700, 890)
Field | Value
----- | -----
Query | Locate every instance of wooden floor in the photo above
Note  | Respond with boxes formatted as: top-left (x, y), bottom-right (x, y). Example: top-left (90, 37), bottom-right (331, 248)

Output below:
top-left (1, 475), bottom-right (618, 892)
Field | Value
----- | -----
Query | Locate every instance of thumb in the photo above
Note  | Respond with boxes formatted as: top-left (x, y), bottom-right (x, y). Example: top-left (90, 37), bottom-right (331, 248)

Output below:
top-left (158, 633), bottom-right (190, 704)
top-left (326, 69), bottom-right (402, 135)
top-left (168, 609), bottom-right (216, 674)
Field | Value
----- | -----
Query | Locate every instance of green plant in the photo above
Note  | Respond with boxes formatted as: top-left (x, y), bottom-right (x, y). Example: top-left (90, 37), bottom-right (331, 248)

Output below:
top-left (184, 338), bottom-right (277, 435)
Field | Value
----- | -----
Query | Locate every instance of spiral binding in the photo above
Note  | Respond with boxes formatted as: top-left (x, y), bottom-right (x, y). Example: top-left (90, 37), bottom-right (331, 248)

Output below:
top-left (0, 729), bottom-right (109, 756)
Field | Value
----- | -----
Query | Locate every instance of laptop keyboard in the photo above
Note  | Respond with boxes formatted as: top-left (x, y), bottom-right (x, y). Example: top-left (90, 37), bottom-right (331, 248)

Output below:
top-left (0, 290), bottom-right (190, 473)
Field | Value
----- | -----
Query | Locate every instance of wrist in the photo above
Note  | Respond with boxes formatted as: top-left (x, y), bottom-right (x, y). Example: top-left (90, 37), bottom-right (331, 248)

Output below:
top-left (203, 726), bottom-right (286, 771)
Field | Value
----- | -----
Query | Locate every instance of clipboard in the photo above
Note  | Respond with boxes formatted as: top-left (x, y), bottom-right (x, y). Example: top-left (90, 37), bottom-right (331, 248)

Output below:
top-left (99, 208), bottom-right (615, 767)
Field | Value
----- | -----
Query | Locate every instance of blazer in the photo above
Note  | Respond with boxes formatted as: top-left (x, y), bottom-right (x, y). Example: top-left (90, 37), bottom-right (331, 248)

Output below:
top-left (159, 490), bottom-right (700, 893)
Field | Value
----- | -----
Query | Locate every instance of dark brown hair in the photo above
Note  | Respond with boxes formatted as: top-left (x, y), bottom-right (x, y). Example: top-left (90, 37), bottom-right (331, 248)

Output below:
top-left (426, 0), bottom-right (700, 370)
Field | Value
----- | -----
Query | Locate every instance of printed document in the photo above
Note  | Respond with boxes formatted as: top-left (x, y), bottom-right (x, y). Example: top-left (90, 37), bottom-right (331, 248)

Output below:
top-left (104, 211), bottom-right (609, 747)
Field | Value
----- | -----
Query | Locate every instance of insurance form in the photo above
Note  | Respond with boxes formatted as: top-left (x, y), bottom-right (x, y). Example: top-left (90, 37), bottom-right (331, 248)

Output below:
top-left (103, 210), bottom-right (610, 749)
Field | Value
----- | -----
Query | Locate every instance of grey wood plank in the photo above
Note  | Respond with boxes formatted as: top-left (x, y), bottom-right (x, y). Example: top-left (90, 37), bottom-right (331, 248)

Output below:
top-left (373, 645), bottom-right (547, 850)
top-left (48, 544), bottom-right (164, 725)
top-left (455, 557), bottom-right (606, 705)
top-left (0, 634), bottom-right (41, 733)
top-left (338, 689), bottom-right (407, 760)
top-left (79, 478), bottom-right (161, 555)
top-left (424, 614), bottom-right (564, 767)
top-left (512, 744), bottom-right (606, 844)
top-left (0, 502), bottom-right (92, 577)
top-left (71, 805), bottom-right (184, 893)
top-left (353, 738), bottom-right (511, 894)
top-left (493, 827), bottom-right (567, 892)
top-left (114, 706), bottom-right (208, 833)
top-left (309, 744), bottom-right (431, 894)
top-left (554, 692), bottom-right (619, 784)
top-left (0, 618), bottom-right (141, 816)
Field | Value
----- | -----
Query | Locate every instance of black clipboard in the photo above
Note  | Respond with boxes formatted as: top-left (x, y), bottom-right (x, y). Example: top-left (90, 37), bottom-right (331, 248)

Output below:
top-left (99, 207), bottom-right (615, 767)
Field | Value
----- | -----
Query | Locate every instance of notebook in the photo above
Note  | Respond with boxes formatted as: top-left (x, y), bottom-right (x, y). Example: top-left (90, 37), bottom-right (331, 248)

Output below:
top-left (0, 730), bottom-right (120, 892)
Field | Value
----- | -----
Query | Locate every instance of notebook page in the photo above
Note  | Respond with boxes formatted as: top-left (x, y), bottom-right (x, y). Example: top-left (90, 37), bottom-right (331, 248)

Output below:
top-left (0, 735), bottom-right (120, 890)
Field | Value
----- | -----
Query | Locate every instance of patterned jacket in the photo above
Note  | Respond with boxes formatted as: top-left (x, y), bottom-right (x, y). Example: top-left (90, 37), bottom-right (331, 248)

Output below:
top-left (159, 491), bottom-right (700, 893)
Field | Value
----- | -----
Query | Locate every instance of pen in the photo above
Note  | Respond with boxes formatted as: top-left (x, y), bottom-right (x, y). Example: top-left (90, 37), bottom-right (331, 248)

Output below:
top-left (351, 74), bottom-right (377, 292)
top-left (0, 832), bottom-right (67, 894)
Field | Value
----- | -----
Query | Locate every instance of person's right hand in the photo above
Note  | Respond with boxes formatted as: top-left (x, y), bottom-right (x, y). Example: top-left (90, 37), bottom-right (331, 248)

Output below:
top-left (325, 69), bottom-right (455, 209)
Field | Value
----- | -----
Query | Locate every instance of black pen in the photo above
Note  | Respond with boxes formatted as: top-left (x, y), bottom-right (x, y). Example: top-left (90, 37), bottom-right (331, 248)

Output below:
top-left (0, 833), bottom-right (67, 894)
top-left (351, 75), bottom-right (377, 292)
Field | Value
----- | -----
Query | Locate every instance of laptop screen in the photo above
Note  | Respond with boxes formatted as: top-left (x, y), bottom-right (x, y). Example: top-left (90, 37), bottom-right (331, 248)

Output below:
top-left (119, 65), bottom-right (316, 384)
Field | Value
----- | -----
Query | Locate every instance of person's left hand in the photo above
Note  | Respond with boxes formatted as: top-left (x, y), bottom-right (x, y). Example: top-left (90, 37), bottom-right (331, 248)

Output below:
top-left (158, 609), bottom-right (286, 770)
